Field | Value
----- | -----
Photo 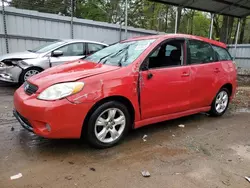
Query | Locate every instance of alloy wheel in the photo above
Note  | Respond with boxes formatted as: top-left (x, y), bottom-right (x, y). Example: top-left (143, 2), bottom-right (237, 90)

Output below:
top-left (24, 69), bottom-right (40, 81)
top-left (94, 108), bottom-right (126, 143)
top-left (215, 90), bottom-right (229, 113)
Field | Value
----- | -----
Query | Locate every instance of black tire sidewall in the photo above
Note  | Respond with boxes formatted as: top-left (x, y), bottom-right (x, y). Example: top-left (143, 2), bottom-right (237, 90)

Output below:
top-left (19, 67), bottom-right (42, 84)
top-left (210, 88), bottom-right (230, 116)
top-left (87, 101), bottom-right (131, 149)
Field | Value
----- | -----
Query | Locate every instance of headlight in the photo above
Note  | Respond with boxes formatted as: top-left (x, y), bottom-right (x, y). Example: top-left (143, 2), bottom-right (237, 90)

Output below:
top-left (37, 82), bottom-right (84, 100)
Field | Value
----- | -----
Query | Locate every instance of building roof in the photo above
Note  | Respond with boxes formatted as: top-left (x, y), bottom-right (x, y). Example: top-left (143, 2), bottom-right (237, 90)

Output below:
top-left (149, 0), bottom-right (250, 18)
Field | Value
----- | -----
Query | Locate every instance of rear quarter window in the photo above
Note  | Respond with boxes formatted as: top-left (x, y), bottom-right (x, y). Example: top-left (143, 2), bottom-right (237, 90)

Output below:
top-left (212, 45), bottom-right (232, 61)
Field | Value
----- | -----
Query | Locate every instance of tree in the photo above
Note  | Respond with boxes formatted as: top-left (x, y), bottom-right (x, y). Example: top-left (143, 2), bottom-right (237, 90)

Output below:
top-left (9, 0), bottom-right (250, 44)
top-left (239, 17), bottom-right (247, 44)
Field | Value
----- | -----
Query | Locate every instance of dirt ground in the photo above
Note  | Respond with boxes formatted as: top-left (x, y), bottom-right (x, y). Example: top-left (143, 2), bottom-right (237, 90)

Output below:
top-left (0, 83), bottom-right (250, 188)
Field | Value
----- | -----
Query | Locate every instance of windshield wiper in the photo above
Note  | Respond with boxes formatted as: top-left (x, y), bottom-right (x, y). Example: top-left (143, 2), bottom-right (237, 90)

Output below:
top-left (97, 53), bottom-right (114, 64)
top-left (116, 48), bottom-right (129, 67)
top-left (27, 50), bottom-right (35, 53)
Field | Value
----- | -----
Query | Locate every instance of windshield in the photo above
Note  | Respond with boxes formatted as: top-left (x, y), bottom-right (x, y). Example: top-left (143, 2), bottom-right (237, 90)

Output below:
top-left (84, 39), bottom-right (156, 67)
top-left (29, 41), bottom-right (66, 53)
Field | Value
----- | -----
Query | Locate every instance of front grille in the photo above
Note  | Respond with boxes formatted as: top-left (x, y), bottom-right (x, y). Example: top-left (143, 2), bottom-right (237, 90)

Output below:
top-left (13, 110), bottom-right (33, 132)
top-left (24, 82), bottom-right (38, 95)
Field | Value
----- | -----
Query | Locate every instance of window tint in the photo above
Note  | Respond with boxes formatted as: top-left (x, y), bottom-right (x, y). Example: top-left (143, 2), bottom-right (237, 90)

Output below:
top-left (88, 43), bottom-right (105, 54)
top-left (212, 45), bottom-right (232, 61)
top-left (150, 44), bottom-right (177, 57)
top-left (56, 43), bottom-right (85, 56)
top-left (166, 45), bottom-right (177, 56)
top-left (147, 40), bottom-right (183, 69)
top-left (189, 40), bottom-right (215, 64)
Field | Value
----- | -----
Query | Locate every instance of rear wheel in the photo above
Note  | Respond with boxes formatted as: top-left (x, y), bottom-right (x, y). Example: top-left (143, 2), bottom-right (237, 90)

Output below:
top-left (86, 101), bottom-right (130, 148)
top-left (19, 67), bottom-right (42, 84)
top-left (209, 88), bottom-right (230, 117)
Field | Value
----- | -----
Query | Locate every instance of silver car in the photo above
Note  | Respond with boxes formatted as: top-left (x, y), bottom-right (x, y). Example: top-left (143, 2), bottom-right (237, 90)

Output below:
top-left (0, 39), bottom-right (108, 84)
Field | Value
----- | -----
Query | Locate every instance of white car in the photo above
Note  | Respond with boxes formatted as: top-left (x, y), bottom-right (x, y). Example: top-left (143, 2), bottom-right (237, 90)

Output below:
top-left (0, 39), bottom-right (108, 84)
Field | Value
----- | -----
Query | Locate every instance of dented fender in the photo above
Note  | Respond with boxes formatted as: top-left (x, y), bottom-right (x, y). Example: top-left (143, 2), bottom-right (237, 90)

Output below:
top-left (21, 57), bottom-right (50, 70)
top-left (66, 70), bottom-right (141, 122)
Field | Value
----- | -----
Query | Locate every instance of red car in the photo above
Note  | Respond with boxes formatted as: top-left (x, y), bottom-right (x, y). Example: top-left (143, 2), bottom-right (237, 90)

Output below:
top-left (13, 34), bottom-right (237, 148)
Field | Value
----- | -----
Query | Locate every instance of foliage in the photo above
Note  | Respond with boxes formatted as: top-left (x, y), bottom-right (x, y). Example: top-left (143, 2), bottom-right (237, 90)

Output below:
top-left (9, 0), bottom-right (250, 44)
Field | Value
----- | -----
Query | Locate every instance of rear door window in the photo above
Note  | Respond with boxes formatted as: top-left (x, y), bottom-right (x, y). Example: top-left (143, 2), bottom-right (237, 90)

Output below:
top-left (212, 45), bottom-right (232, 61)
top-left (188, 40), bottom-right (216, 64)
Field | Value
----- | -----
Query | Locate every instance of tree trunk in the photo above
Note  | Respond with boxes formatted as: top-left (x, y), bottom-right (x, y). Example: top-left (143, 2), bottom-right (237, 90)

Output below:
top-left (213, 15), bottom-right (220, 39)
top-left (176, 7), bottom-right (182, 32)
top-left (150, 3), bottom-right (155, 30)
top-left (190, 10), bottom-right (195, 35)
top-left (227, 16), bottom-right (234, 44)
top-left (239, 17), bottom-right (246, 44)
top-left (220, 16), bottom-right (228, 43)
top-left (164, 6), bottom-right (169, 32)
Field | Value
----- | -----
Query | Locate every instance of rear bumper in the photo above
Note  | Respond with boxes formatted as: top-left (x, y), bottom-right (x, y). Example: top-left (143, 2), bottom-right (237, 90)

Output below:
top-left (13, 86), bottom-right (94, 139)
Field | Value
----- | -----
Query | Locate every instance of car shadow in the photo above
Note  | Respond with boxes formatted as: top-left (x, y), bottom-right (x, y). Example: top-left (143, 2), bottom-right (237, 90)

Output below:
top-left (15, 113), bottom-right (218, 161)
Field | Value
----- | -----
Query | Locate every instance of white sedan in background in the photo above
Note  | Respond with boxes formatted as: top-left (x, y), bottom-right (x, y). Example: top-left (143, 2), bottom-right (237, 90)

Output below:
top-left (0, 39), bottom-right (108, 84)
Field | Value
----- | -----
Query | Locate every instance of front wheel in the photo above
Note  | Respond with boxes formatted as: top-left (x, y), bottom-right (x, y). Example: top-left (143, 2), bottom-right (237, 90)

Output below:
top-left (19, 67), bottom-right (42, 84)
top-left (86, 101), bottom-right (131, 148)
top-left (209, 88), bottom-right (230, 117)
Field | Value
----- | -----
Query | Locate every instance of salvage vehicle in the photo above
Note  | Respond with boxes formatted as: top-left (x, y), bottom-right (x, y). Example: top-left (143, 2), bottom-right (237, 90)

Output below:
top-left (0, 40), bottom-right (108, 84)
top-left (13, 34), bottom-right (237, 148)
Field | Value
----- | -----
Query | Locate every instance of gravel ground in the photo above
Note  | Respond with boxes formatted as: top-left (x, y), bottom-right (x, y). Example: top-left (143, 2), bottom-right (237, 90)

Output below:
top-left (0, 83), bottom-right (250, 188)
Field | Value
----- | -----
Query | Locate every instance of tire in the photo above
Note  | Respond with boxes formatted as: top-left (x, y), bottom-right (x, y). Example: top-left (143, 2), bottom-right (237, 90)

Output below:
top-left (19, 67), bottom-right (43, 85)
top-left (209, 88), bottom-right (230, 117)
top-left (86, 101), bottom-right (131, 149)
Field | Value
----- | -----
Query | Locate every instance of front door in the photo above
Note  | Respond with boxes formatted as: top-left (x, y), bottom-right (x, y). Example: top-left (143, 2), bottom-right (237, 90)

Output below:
top-left (140, 39), bottom-right (191, 120)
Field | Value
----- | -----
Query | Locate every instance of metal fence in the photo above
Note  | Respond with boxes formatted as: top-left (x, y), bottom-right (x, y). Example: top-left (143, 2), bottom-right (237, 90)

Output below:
top-left (228, 44), bottom-right (250, 69)
top-left (0, 6), bottom-right (163, 55)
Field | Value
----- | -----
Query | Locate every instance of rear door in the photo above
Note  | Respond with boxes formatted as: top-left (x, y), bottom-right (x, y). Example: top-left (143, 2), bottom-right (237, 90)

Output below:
top-left (187, 39), bottom-right (221, 109)
top-left (50, 42), bottom-right (86, 66)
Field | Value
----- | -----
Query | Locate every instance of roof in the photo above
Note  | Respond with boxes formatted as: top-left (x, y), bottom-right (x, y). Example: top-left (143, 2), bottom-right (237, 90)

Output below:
top-left (60, 39), bottom-right (108, 46)
top-left (123, 34), bottom-right (227, 48)
top-left (149, 0), bottom-right (250, 18)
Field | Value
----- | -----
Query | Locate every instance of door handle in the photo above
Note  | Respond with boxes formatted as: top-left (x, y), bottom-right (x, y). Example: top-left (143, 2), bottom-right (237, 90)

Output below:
top-left (214, 68), bottom-right (220, 73)
top-left (147, 72), bottom-right (153, 79)
top-left (182, 72), bottom-right (190, 77)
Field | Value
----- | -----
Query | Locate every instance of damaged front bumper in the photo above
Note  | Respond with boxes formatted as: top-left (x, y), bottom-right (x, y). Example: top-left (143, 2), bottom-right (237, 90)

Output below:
top-left (0, 62), bottom-right (22, 83)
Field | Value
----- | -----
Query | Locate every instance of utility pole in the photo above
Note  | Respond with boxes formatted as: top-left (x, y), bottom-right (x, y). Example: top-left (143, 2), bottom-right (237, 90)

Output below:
top-left (70, 0), bottom-right (74, 39)
top-left (125, 0), bottom-right (128, 39)
top-left (1, 0), bottom-right (9, 53)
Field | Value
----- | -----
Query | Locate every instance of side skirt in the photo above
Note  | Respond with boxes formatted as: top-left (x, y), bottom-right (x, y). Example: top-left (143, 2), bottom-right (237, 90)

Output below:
top-left (134, 106), bottom-right (211, 129)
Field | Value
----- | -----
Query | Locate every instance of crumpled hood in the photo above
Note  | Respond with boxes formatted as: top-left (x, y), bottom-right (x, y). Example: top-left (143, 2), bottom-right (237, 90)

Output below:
top-left (28, 60), bottom-right (120, 91)
top-left (0, 51), bottom-right (39, 61)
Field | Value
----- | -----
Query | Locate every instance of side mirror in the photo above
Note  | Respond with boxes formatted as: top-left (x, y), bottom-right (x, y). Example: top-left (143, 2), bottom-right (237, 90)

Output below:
top-left (51, 50), bottom-right (63, 57)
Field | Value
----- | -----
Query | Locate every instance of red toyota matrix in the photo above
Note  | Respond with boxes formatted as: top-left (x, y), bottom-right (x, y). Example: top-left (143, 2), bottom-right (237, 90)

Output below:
top-left (14, 34), bottom-right (237, 148)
